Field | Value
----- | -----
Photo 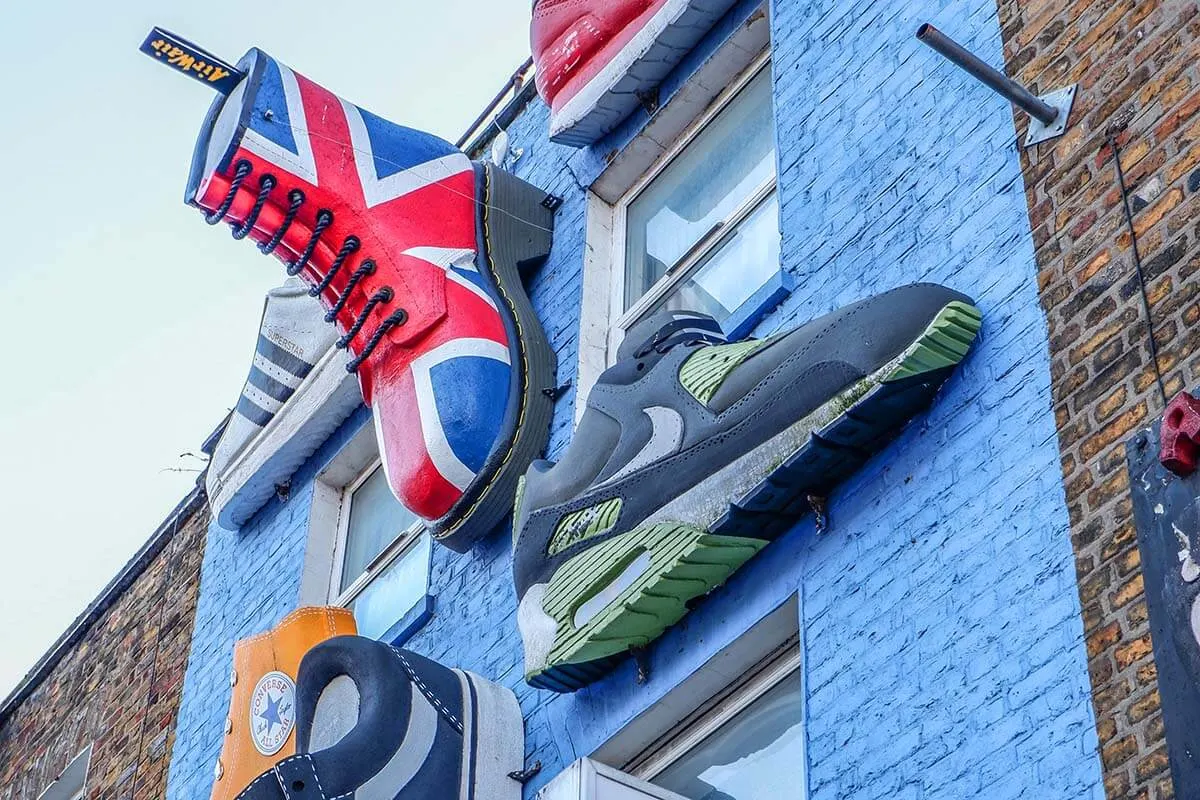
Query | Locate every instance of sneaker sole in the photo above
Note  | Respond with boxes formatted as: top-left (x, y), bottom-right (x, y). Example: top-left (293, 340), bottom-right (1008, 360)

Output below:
top-left (523, 300), bottom-right (982, 690)
top-left (433, 164), bottom-right (559, 552)
top-left (548, 0), bottom-right (738, 146)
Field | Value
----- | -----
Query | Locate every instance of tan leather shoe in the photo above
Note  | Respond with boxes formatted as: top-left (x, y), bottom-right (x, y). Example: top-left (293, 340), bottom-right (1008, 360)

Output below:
top-left (211, 607), bottom-right (356, 800)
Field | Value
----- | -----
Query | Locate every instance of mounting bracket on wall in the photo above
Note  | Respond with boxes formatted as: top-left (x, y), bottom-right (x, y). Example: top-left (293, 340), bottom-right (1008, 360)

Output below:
top-left (917, 23), bottom-right (1077, 148)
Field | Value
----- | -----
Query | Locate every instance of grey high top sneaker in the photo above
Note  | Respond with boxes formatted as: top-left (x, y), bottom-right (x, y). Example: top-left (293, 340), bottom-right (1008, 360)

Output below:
top-left (236, 636), bottom-right (525, 800)
top-left (514, 283), bottom-right (982, 691)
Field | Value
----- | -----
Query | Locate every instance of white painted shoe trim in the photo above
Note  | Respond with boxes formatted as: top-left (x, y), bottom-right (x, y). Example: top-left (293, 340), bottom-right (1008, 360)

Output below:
top-left (456, 669), bottom-right (524, 800)
top-left (550, 0), bottom-right (714, 143)
top-left (518, 584), bottom-right (556, 677)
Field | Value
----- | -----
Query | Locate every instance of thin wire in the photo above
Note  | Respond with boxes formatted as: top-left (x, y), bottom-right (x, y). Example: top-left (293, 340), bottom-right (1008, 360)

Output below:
top-left (1109, 132), bottom-right (1168, 409)
top-left (256, 118), bottom-right (555, 235)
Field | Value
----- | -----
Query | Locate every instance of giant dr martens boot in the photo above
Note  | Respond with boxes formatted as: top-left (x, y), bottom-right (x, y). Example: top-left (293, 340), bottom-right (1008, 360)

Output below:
top-left (186, 49), bottom-right (557, 551)
top-left (514, 285), bottom-right (982, 691)
top-left (236, 636), bottom-right (525, 800)
top-left (212, 607), bottom-right (357, 800)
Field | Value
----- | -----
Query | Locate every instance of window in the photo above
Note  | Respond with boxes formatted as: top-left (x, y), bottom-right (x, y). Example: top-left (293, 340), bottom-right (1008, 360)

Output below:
top-left (631, 647), bottom-right (804, 800)
top-left (37, 745), bottom-right (91, 800)
top-left (329, 460), bottom-right (432, 642)
top-left (611, 58), bottom-right (786, 354)
top-left (585, 598), bottom-right (806, 800)
top-left (302, 419), bottom-right (434, 645)
top-left (576, 8), bottom-right (780, 411)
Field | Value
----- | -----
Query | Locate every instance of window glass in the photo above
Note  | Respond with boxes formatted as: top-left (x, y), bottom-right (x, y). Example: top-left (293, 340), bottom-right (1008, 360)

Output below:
top-left (624, 67), bottom-right (776, 311)
top-left (349, 534), bottom-right (431, 640)
top-left (339, 465), bottom-right (418, 593)
top-left (641, 192), bottom-right (780, 323)
top-left (652, 670), bottom-right (804, 800)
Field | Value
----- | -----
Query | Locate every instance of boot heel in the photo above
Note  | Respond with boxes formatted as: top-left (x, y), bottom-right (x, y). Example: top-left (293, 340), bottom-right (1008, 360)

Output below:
top-left (528, 523), bottom-right (767, 691)
top-left (434, 165), bottom-right (559, 551)
top-left (482, 163), bottom-right (556, 277)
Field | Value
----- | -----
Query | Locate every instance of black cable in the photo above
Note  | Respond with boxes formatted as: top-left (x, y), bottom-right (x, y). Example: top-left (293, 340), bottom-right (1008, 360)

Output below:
top-left (1108, 133), bottom-right (1168, 409)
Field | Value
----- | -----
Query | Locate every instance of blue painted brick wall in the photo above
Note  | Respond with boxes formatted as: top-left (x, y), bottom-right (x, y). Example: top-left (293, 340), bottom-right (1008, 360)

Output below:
top-left (167, 1), bottom-right (1105, 797)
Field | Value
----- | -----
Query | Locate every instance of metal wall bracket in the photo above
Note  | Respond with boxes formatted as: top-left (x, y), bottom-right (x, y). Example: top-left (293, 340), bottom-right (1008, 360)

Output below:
top-left (918, 23), bottom-right (1078, 148)
top-left (1024, 84), bottom-right (1078, 146)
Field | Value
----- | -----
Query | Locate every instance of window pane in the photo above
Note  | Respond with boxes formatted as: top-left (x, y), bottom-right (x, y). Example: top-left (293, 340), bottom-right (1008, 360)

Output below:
top-left (340, 465), bottom-right (418, 592)
top-left (349, 534), bottom-right (430, 640)
top-left (625, 67), bottom-right (775, 310)
top-left (639, 192), bottom-right (780, 326)
top-left (652, 670), bottom-right (805, 800)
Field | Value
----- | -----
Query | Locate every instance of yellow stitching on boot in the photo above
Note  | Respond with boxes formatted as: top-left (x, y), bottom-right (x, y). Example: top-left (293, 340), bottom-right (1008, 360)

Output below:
top-left (437, 166), bottom-right (535, 538)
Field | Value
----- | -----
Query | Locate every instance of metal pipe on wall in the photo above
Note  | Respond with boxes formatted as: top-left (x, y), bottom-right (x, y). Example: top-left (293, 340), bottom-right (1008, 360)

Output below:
top-left (916, 23), bottom-right (1059, 126)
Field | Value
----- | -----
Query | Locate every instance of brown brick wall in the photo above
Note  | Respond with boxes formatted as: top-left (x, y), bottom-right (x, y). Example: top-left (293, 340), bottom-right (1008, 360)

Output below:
top-left (998, 1), bottom-right (1200, 798)
top-left (0, 502), bottom-right (208, 800)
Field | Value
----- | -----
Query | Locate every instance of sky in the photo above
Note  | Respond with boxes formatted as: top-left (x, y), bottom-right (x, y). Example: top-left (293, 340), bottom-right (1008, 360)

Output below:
top-left (0, 1), bottom-right (532, 698)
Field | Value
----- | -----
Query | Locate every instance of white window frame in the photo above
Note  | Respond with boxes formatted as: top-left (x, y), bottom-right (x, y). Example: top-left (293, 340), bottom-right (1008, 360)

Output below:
top-left (326, 457), bottom-right (428, 609)
top-left (587, 594), bottom-right (807, 800)
top-left (300, 422), bottom-right (431, 637)
top-left (606, 52), bottom-right (777, 363)
top-left (575, 4), bottom-right (773, 417)
top-left (629, 643), bottom-right (801, 782)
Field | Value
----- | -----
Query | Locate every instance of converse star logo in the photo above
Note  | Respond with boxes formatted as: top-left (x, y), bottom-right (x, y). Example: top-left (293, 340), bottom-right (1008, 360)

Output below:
top-left (249, 671), bottom-right (296, 756)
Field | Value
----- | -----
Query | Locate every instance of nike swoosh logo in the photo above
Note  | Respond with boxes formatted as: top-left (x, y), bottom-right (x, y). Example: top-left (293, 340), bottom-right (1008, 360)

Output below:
top-left (598, 406), bottom-right (685, 488)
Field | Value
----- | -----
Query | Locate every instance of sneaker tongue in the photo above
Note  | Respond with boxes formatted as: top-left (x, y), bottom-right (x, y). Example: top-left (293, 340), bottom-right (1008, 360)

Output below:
top-left (617, 310), bottom-right (728, 361)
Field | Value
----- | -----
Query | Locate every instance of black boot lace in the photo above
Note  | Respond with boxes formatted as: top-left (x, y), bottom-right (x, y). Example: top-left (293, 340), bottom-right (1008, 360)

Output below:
top-left (205, 158), bottom-right (406, 373)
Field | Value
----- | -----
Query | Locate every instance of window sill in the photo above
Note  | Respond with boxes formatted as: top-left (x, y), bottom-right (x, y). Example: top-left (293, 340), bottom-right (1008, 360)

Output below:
top-left (723, 269), bottom-right (795, 341)
top-left (378, 594), bottom-right (435, 648)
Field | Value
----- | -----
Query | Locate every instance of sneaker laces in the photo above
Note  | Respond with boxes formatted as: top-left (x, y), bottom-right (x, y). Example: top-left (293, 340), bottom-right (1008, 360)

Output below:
top-left (205, 158), bottom-right (407, 373)
top-left (631, 329), bottom-right (725, 359)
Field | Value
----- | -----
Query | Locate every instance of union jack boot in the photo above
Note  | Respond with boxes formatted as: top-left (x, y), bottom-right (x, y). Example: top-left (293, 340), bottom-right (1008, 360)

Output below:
top-left (186, 49), bottom-right (558, 551)
top-left (532, 0), bottom-right (741, 145)
top-left (236, 636), bottom-right (524, 800)
top-left (514, 285), bottom-right (982, 690)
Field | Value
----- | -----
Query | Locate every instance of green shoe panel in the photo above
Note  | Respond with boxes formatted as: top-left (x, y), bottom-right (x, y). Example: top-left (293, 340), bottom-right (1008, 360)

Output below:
top-left (547, 498), bottom-right (624, 556)
top-left (528, 523), bottom-right (766, 686)
top-left (885, 301), bottom-right (982, 382)
top-left (678, 338), bottom-right (772, 405)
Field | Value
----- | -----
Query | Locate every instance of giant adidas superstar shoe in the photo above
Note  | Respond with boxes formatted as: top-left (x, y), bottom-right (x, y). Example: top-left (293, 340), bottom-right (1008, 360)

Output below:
top-left (514, 284), bottom-right (982, 691)
top-left (237, 636), bottom-right (525, 800)
top-left (187, 48), bottom-right (556, 551)
top-left (532, 0), bottom-right (741, 145)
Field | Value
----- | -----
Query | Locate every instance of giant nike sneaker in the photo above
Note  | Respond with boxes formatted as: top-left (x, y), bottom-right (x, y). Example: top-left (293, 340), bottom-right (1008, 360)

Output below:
top-left (532, 0), bottom-right (741, 145)
top-left (237, 636), bottom-right (524, 800)
top-left (514, 284), bottom-right (982, 691)
top-left (187, 49), bottom-right (557, 551)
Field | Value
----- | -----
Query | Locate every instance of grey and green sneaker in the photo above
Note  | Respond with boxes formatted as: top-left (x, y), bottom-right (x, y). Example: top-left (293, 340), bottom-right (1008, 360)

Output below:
top-left (514, 283), bottom-right (982, 692)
